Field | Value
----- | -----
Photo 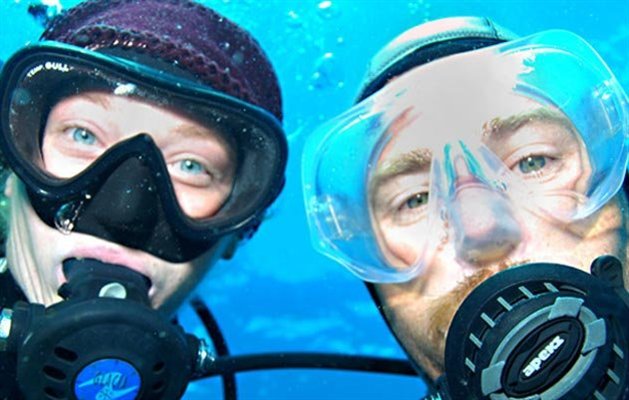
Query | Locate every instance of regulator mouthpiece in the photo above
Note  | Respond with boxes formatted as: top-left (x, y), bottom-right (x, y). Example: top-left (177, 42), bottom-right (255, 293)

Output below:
top-left (440, 256), bottom-right (629, 400)
top-left (60, 258), bottom-right (152, 303)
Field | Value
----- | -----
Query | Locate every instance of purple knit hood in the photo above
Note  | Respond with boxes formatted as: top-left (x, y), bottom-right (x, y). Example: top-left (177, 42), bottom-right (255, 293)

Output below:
top-left (41, 0), bottom-right (283, 121)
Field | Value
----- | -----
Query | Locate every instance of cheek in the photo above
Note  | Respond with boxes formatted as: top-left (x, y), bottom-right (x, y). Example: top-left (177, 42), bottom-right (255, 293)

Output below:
top-left (375, 284), bottom-right (448, 371)
top-left (40, 139), bottom-right (81, 178)
top-left (40, 134), bottom-right (62, 170)
top-left (40, 140), bottom-right (59, 172)
top-left (171, 184), bottom-right (230, 219)
top-left (376, 284), bottom-right (433, 341)
top-left (152, 248), bottom-right (219, 314)
top-left (520, 203), bottom-right (623, 270)
top-left (379, 223), bottom-right (428, 267)
top-left (5, 184), bottom-right (66, 303)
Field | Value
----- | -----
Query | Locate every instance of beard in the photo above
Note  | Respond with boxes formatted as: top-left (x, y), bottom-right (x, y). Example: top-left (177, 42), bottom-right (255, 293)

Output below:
top-left (416, 265), bottom-right (506, 377)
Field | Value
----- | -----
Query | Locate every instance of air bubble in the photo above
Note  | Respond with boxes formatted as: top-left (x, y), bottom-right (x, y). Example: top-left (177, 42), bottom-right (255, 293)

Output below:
top-left (439, 207), bottom-right (447, 221)
top-left (286, 10), bottom-right (303, 27)
top-left (11, 88), bottom-right (32, 107)
top-left (232, 51), bottom-right (244, 65)
top-left (493, 180), bottom-right (508, 192)
top-left (317, 1), bottom-right (340, 19)
top-left (54, 201), bottom-right (84, 235)
top-left (310, 52), bottom-right (344, 90)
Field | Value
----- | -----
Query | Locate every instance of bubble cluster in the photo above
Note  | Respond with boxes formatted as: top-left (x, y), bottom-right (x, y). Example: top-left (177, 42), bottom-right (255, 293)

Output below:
top-left (309, 52), bottom-right (344, 91)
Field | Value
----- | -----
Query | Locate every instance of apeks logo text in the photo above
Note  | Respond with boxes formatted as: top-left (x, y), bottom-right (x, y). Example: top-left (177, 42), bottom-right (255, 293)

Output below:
top-left (522, 335), bottom-right (565, 378)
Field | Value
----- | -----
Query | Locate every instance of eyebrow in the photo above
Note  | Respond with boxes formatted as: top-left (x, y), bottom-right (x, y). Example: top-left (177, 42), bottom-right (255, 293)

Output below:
top-left (481, 107), bottom-right (576, 141)
top-left (370, 148), bottom-right (432, 192)
top-left (171, 123), bottom-right (219, 139)
top-left (78, 92), bottom-right (113, 108)
top-left (171, 121), bottom-right (238, 167)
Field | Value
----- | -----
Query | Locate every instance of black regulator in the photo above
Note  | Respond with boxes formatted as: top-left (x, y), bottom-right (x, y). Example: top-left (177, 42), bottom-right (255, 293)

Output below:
top-left (430, 256), bottom-right (629, 400)
top-left (0, 258), bottom-right (213, 400)
top-left (1, 256), bottom-right (627, 400)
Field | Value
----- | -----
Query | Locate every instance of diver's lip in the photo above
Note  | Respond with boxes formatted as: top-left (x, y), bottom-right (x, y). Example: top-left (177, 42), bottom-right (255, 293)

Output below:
top-left (60, 247), bottom-right (154, 294)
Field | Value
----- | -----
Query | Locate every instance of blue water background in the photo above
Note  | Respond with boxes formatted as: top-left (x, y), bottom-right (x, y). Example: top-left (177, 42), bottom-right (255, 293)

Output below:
top-left (1, 1), bottom-right (627, 399)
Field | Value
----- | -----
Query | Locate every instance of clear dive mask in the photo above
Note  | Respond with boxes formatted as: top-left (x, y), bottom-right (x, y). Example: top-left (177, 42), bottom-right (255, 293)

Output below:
top-left (302, 30), bottom-right (628, 291)
top-left (0, 42), bottom-right (287, 262)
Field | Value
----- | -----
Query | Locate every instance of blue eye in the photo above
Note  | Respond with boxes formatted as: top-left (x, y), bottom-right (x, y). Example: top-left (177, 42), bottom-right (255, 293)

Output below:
top-left (72, 127), bottom-right (96, 145)
top-left (518, 155), bottom-right (546, 174)
top-left (178, 159), bottom-right (205, 175)
top-left (390, 191), bottom-right (430, 225)
top-left (404, 192), bottom-right (429, 209)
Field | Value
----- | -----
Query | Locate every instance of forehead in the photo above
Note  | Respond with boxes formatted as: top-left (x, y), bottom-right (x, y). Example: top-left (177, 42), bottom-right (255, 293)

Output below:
top-left (371, 50), bottom-right (558, 158)
top-left (376, 70), bottom-right (566, 163)
top-left (379, 100), bottom-right (552, 163)
top-left (53, 90), bottom-right (191, 119)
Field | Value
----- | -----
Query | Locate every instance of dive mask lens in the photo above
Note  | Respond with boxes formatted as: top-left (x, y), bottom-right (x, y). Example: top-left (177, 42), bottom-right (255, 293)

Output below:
top-left (303, 30), bottom-right (628, 286)
top-left (0, 43), bottom-right (287, 262)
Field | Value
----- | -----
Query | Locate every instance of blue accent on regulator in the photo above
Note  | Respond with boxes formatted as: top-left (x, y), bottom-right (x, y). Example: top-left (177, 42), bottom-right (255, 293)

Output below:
top-left (74, 358), bottom-right (141, 400)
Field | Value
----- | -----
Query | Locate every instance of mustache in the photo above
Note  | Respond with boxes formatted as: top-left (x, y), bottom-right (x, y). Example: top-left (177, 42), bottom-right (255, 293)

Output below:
top-left (423, 259), bottom-right (527, 371)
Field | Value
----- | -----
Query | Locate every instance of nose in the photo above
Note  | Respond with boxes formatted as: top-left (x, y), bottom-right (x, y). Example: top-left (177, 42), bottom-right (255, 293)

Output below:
top-left (445, 150), bottom-right (521, 265)
top-left (80, 156), bottom-right (159, 247)
top-left (449, 185), bottom-right (522, 264)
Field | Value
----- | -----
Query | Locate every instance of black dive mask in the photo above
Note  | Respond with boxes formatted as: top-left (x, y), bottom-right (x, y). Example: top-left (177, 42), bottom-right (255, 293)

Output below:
top-left (428, 256), bottom-right (629, 400)
top-left (25, 133), bottom-right (233, 262)
top-left (0, 43), bottom-right (288, 262)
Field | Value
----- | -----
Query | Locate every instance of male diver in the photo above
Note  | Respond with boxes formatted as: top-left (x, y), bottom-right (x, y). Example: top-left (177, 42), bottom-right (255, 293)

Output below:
top-left (304, 16), bottom-right (629, 399)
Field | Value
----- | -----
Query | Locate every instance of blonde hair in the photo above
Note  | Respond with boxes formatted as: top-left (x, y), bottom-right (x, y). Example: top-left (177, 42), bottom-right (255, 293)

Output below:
top-left (0, 170), bottom-right (10, 250)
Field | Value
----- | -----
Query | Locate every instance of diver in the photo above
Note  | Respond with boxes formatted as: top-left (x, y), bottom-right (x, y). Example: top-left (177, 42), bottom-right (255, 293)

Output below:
top-left (303, 16), bottom-right (629, 399)
top-left (0, 0), bottom-right (287, 398)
